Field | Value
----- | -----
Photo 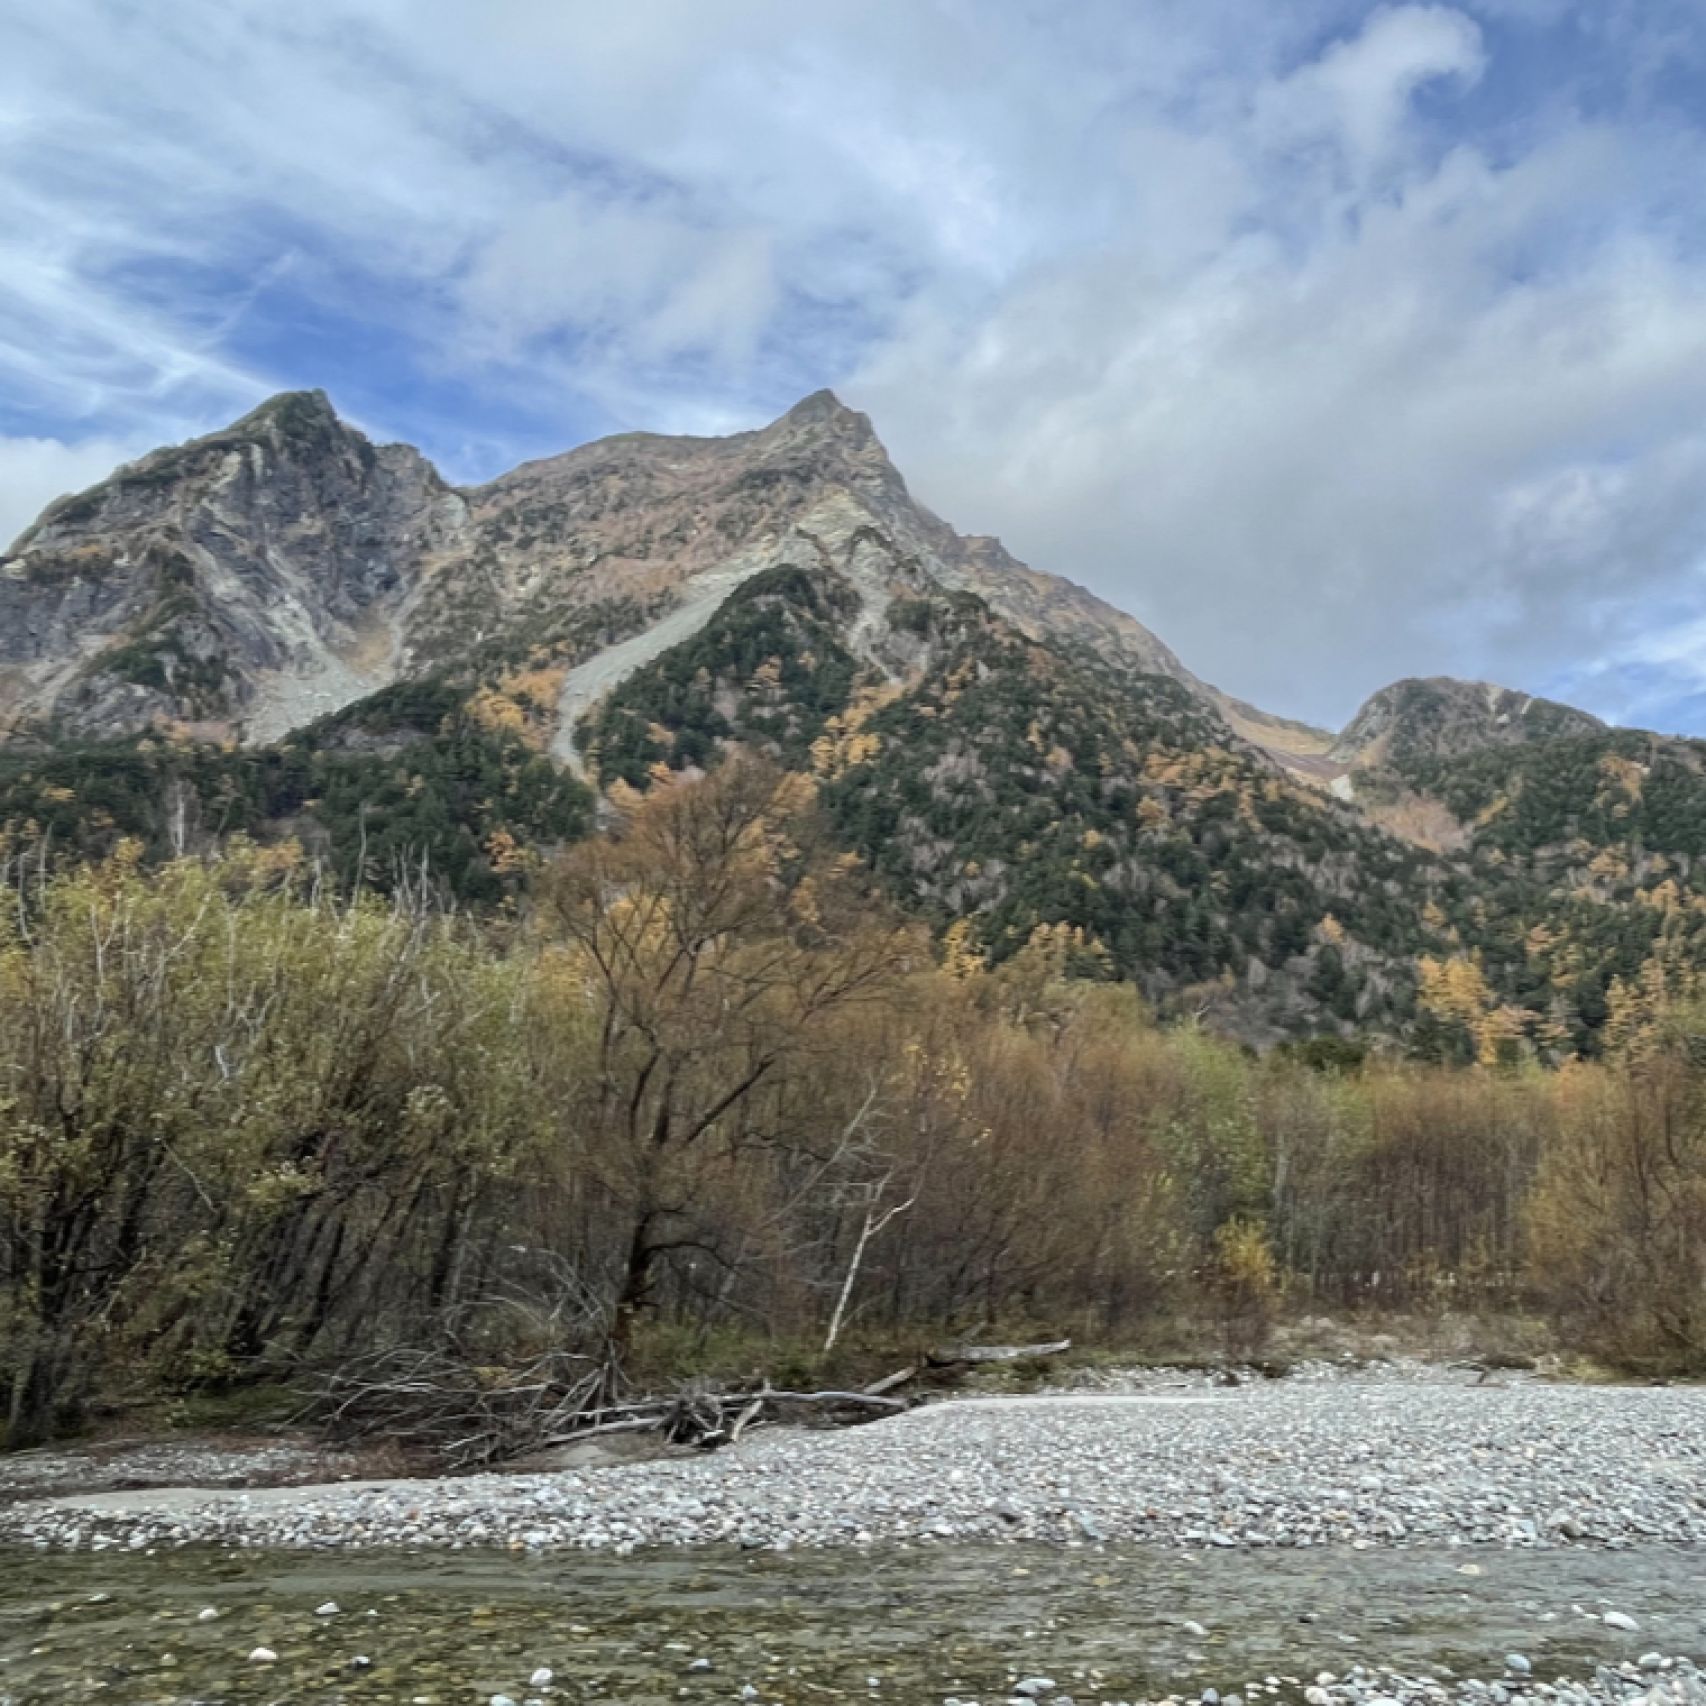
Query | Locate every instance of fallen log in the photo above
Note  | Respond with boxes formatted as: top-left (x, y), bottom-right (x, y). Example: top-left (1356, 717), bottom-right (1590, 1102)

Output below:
top-left (926, 1337), bottom-right (1071, 1368)
top-left (728, 1394), bottom-right (766, 1446)
top-left (535, 1385), bottom-right (904, 1454)
top-left (724, 1388), bottom-right (907, 1410)
top-left (862, 1365), bottom-right (918, 1397)
top-left (535, 1414), bottom-right (665, 1448)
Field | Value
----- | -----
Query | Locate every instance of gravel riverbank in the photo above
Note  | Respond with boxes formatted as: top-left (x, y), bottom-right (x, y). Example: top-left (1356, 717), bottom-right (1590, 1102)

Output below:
top-left (1159, 1659), bottom-right (1706, 1706)
top-left (957, 1662), bottom-right (1706, 1706)
top-left (2, 1374), bottom-right (1702, 1555)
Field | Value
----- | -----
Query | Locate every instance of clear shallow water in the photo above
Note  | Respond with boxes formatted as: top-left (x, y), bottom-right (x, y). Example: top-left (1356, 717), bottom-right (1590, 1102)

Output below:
top-left (0, 1543), bottom-right (1701, 1704)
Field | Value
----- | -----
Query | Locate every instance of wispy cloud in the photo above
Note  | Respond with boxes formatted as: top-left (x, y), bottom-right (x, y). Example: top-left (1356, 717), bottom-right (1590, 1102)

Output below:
top-left (4, 0), bottom-right (1706, 728)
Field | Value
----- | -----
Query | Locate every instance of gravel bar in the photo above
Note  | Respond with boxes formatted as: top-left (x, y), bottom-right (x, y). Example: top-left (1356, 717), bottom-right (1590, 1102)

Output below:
top-left (4, 1377), bottom-right (1704, 1554)
top-left (985, 1660), bottom-right (1706, 1706)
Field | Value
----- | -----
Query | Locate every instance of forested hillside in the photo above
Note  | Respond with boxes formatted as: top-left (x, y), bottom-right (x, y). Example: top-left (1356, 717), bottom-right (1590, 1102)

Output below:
top-left (1348, 726), bottom-right (1706, 1058)
top-left (0, 680), bottom-right (592, 904)
top-left (8, 376), bottom-right (1706, 1445)
top-left (8, 387), bottom-right (1706, 1063)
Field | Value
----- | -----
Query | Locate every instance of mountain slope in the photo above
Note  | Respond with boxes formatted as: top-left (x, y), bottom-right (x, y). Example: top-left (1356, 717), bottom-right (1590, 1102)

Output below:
top-left (9, 387), bottom-right (1706, 1057)
top-left (0, 392), bottom-right (462, 742)
top-left (578, 564), bottom-right (1459, 1038)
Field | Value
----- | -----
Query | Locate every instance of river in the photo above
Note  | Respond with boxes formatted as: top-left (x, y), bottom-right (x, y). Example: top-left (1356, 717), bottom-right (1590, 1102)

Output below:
top-left (1, 1542), bottom-right (1700, 1704)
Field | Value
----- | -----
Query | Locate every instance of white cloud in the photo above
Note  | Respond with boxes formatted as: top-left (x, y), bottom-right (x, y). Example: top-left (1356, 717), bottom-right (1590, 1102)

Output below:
top-left (1259, 6), bottom-right (1487, 176)
top-left (6, 0), bottom-right (1706, 729)
top-left (458, 191), bottom-right (777, 367)
top-left (0, 435), bottom-right (142, 552)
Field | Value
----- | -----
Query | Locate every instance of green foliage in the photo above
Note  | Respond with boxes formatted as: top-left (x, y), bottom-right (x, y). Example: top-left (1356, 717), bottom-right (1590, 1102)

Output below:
top-left (1279, 1034), bottom-right (1370, 1073)
top-left (582, 566), bottom-right (864, 785)
top-left (1404, 729), bottom-right (1706, 860)
top-left (0, 678), bottom-right (593, 904)
top-left (821, 600), bottom-right (1450, 1033)
top-left (1367, 730), bottom-right (1706, 1056)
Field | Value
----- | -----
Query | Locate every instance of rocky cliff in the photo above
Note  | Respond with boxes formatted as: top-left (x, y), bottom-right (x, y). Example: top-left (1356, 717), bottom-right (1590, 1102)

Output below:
top-left (0, 392), bottom-right (469, 741)
top-left (0, 388), bottom-right (1313, 755)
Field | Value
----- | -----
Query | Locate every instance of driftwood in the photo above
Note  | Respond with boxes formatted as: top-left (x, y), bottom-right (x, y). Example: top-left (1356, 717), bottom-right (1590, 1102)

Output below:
top-left (926, 1337), bottom-right (1071, 1368)
top-left (728, 1394), bottom-right (765, 1446)
top-left (314, 1338), bottom-right (1072, 1471)
top-left (306, 1350), bottom-right (797, 1468)
top-left (307, 1343), bottom-right (619, 1469)
top-left (862, 1365), bottom-right (918, 1397)
top-left (734, 1387), bottom-right (906, 1410)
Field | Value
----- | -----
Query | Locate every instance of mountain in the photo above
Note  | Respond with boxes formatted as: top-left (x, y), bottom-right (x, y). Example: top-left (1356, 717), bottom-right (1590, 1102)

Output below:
top-left (4, 387), bottom-right (1704, 1055)
top-left (1332, 677), bottom-right (1605, 772)
top-left (0, 392), bottom-right (460, 743)
top-left (1, 388), bottom-right (1320, 755)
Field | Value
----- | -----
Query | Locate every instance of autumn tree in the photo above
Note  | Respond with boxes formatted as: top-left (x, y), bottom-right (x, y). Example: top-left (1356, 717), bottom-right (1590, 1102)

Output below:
top-left (538, 755), bottom-right (917, 1359)
top-left (1529, 1022), bottom-right (1706, 1368)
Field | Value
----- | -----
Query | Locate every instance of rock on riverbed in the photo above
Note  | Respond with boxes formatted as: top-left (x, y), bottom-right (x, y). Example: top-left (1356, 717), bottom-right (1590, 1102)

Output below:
top-left (2, 1377), bottom-right (1704, 1554)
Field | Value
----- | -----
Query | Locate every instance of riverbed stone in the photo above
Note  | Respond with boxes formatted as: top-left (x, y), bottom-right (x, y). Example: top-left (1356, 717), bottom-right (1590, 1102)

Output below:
top-left (5, 1367), bottom-right (1706, 1558)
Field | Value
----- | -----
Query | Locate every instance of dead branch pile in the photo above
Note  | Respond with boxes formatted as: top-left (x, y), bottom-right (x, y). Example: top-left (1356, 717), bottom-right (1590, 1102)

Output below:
top-left (307, 1344), bottom-right (618, 1469)
top-left (308, 1338), bottom-right (1069, 1470)
top-left (308, 1353), bottom-right (913, 1469)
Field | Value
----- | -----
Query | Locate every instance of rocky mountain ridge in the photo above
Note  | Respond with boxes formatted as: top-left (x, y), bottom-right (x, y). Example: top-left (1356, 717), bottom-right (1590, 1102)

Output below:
top-left (0, 392), bottom-right (461, 742)
top-left (1, 388), bottom-right (1349, 762)
top-left (2, 389), bottom-right (1613, 794)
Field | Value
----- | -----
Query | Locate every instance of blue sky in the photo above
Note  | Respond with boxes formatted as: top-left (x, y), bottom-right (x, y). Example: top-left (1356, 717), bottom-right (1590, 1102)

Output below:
top-left (5, 0), bottom-right (1706, 732)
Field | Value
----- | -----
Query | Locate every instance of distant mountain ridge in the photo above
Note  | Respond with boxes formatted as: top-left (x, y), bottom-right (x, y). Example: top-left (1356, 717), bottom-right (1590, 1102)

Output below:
top-left (1331, 677), bottom-right (1606, 771)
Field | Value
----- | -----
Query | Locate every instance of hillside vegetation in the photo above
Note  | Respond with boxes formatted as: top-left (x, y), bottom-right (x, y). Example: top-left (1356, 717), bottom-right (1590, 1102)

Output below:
top-left (4, 756), bottom-right (1705, 1450)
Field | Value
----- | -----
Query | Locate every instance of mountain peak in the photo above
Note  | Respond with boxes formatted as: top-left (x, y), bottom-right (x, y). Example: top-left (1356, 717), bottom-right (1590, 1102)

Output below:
top-left (781, 386), bottom-right (859, 420)
top-left (1332, 675), bottom-right (1604, 770)
top-left (765, 387), bottom-right (877, 445)
top-left (228, 388), bottom-right (345, 443)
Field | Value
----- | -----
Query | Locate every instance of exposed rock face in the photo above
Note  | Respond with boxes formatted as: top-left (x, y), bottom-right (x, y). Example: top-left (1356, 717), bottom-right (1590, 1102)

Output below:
top-left (0, 392), bottom-right (462, 741)
top-left (1332, 677), bottom-right (1606, 773)
top-left (0, 388), bottom-right (1588, 786)
top-left (434, 389), bottom-right (1209, 695)
top-left (6, 386), bottom-right (1253, 749)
